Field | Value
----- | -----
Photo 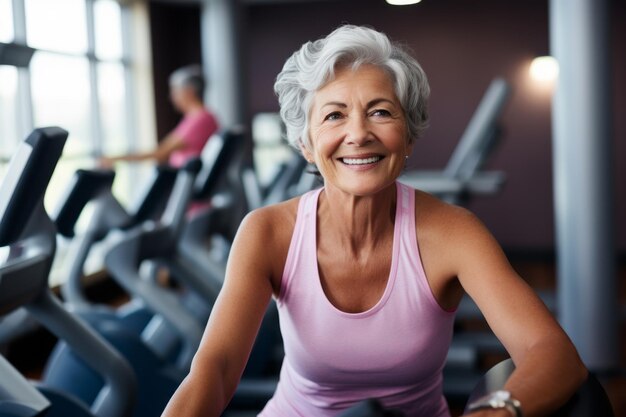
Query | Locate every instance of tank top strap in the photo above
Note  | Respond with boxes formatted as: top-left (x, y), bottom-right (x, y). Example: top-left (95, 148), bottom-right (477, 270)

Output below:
top-left (278, 187), bottom-right (323, 304)
top-left (397, 181), bottom-right (413, 216)
top-left (397, 181), bottom-right (458, 314)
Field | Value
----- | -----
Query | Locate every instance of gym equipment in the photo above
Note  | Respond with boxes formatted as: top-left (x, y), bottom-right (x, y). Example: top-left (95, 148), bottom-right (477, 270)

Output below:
top-left (0, 354), bottom-right (50, 417)
top-left (184, 134), bottom-right (316, 294)
top-left (42, 159), bottom-right (202, 417)
top-left (338, 399), bottom-right (404, 417)
top-left (0, 127), bottom-right (136, 417)
top-left (52, 128), bottom-right (242, 350)
top-left (105, 128), bottom-right (249, 364)
top-left (176, 127), bottom-right (247, 300)
top-left (0, 165), bottom-right (177, 369)
top-left (241, 148), bottom-right (311, 211)
top-left (465, 359), bottom-right (614, 416)
top-left (55, 164), bottom-right (177, 311)
top-left (0, 42), bottom-right (35, 67)
top-left (43, 129), bottom-right (261, 417)
top-left (400, 77), bottom-right (510, 204)
top-left (224, 398), bottom-right (404, 417)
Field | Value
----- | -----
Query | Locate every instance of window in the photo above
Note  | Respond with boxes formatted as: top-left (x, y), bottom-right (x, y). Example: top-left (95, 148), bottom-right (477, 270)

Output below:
top-left (29, 52), bottom-right (94, 220)
top-left (94, 0), bottom-right (123, 60)
top-left (98, 62), bottom-right (127, 156)
top-left (252, 113), bottom-right (294, 186)
top-left (0, 66), bottom-right (19, 159)
top-left (0, 0), bottom-right (156, 285)
top-left (30, 53), bottom-right (93, 156)
top-left (0, 0), bottom-right (17, 159)
top-left (0, 0), bottom-right (13, 42)
top-left (25, 0), bottom-right (88, 54)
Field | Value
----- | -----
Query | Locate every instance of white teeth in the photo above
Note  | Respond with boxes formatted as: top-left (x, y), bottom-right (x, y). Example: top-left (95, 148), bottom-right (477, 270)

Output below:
top-left (342, 156), bottom-right (382, 165)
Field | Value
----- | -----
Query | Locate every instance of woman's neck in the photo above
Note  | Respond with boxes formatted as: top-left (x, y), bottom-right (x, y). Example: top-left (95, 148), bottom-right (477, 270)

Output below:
top-left (183, 101), bottom-right (205, 115)
top-left (318, 182), bottom-right (397, 257)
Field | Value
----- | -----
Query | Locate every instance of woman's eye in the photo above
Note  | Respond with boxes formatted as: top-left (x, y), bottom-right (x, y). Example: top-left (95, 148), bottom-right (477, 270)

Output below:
top-left (371, 109), bottom-right (391, 117)
top-left (324, 111), bottom-right (343, 121)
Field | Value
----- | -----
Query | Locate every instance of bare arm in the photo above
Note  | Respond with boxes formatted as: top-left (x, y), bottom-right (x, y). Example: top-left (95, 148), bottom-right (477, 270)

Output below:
top-left (445, 208), bottom-right (587, 417)
top-left (100, 133), bottom-right (186, 167)
top-left (161, 208), bottom-right (277, 417)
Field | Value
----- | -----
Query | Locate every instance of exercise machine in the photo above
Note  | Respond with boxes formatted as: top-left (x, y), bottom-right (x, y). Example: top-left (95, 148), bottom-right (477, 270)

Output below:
top-left (400, 77), bottom-right (510, 205)
top-left (465, 359), bottom-right (614, 416)
top-left (0, 127), bottom-right (136, 417)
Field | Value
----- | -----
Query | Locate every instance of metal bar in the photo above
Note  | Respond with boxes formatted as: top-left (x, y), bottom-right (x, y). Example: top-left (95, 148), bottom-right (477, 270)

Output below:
top-left (12, 0), bottom-right (33, 138)
top-left (550, 0), bottom-right (618, 371)
top-left (86, 0), bottom-right (103, 157)
top-left (200, 0), bottom-right (247, 126)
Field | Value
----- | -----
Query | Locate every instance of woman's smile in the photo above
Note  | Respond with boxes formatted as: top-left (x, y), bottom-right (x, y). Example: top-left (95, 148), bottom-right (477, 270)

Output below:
top-left (337, 154), bottom-right (385, 171)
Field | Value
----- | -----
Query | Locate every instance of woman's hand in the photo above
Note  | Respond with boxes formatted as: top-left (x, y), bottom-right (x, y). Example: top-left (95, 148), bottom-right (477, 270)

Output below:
top-left (98, 156), bottom-right (115, 169)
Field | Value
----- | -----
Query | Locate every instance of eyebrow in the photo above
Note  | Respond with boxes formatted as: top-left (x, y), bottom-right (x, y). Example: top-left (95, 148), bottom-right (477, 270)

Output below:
top-left (367, 98), bottom-right (396, 108)
top-left (320, 98), bottom-right (397, 110)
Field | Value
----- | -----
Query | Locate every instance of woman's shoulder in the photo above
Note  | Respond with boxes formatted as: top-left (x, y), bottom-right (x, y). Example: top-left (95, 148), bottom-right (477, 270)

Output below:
top-left (243, 195), bottom-right (300, 233)
top-left (411, 188), bottom-right (498, 299)
top-left (413, 188), bottom-right (489, 241)
top-left (238, 196), bottom-right (302, 291)
top-left (238, 195), bottom-right (300, 249)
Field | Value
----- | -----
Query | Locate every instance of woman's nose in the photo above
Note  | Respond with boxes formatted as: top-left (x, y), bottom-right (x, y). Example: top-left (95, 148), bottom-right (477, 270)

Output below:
top-left (344, 115), bottom-right (372, 146)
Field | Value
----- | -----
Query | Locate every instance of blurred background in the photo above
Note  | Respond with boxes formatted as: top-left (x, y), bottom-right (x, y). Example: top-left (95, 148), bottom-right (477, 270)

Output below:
top-left (1, 0), bottom-right (624, 255)
top-left (1, 0), bottom-right (625, 414)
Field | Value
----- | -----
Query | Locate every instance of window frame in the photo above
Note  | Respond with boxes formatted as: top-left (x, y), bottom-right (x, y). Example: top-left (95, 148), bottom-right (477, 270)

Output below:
top-left (1, 0), bottom-right (152, 286)
top-left (4, 0), bottom-right (137, 159)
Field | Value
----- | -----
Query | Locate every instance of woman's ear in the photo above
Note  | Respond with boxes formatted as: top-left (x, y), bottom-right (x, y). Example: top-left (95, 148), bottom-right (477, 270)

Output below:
top-left (299, 140), bottom-right (314, 164)
top-left (406, 141), bottom-right (415, 159)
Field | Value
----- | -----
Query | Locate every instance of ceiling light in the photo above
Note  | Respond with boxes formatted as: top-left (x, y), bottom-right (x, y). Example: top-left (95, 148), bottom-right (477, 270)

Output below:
top-left (529, 56), bottom-right (559, 82)
top-left (386, 0), bottom-right (422, 5)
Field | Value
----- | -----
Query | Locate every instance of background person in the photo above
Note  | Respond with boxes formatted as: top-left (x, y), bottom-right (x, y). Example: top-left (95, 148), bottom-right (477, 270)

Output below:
top-left (100, 65), bottom-right (219, 168)
top-left (161, 25), bottom-right (587, 417)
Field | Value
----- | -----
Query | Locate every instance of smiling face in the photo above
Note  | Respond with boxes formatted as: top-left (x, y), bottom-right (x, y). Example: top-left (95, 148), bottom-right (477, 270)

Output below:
top-left (305, 64), bottom-right (412, 197)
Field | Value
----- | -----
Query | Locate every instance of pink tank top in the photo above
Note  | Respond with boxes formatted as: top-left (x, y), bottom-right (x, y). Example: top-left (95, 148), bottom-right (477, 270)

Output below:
top-left (168, 108), bottom-right (218, 168)
top-left (258, 182), bottom-right (456, 417)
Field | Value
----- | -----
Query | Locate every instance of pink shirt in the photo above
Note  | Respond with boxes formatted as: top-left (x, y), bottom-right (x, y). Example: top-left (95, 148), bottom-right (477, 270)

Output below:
top-left (258, 182), bottom-right (456, 417)
top-left (169, 108), bottom-right (218, 168)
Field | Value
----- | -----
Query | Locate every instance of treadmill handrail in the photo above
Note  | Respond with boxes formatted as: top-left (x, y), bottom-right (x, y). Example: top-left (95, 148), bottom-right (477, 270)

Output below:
top-left (60, 163), bottom-right (183, 307)
top-left (0, 355), bottom-right (50, 415)
top-left (127, 164), bottom-right (178, 225)
top-left (104, 157), bottom-right (206, 371)
top-left (193, 126), bottom-right (245, 201)
top-left (402, 78), bottom-right (511, 205)
top-left (0, 127), bottom-right (67, 247)
top-left (51, 169), bottom-right (116, 238)
top-left (0, 128), bottom-right (137, 417)
top-left (443, 78), bottom-right (511, 181)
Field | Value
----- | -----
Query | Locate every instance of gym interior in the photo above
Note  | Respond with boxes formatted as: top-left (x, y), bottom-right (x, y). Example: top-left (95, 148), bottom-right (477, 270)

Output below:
top-left (0, 0), bottom-right (625, 416)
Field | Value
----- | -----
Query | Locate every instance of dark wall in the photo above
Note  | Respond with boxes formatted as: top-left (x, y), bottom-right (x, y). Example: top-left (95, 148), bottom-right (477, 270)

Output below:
top-left (149, 2), bottom-right (202, 140)
top-left (243, 0), bottom-right (626, 252)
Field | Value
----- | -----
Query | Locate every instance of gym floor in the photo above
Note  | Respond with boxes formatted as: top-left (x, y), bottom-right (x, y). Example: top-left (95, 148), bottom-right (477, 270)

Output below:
top-left (3, 256), bottom-right (625, 416)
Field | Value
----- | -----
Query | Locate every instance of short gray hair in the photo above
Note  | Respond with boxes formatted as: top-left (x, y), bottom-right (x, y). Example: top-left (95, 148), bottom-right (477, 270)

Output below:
top-left (274, 25), bottom-right (430, 152)
top-left (169, 65), bottom-right (205, 100)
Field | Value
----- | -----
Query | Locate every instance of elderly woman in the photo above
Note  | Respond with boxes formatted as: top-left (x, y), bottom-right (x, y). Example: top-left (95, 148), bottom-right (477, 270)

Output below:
top-left (161, 25), bottom-right (587, 417)
top-left (100, 65), bottom-right (219, 168)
